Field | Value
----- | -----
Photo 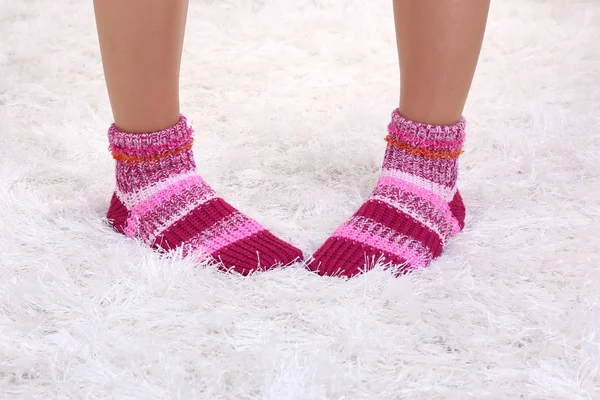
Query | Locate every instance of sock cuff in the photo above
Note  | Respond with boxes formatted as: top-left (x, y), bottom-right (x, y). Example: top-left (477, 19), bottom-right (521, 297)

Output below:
top-left (387, 109), bottom-right (466, 151)
top-left (108, 115), bottom-right (193, 157)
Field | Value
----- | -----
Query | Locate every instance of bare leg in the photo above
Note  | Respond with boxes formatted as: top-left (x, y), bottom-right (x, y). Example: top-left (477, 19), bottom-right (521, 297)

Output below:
top-left (93, 0), bottom-right (188, 132)
top-left (395, 0), bottom-right (490, 125)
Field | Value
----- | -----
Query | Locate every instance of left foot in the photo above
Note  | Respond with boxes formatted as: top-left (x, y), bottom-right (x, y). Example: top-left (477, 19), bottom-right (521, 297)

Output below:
top-left (308, 110), bottom-right (466, 277)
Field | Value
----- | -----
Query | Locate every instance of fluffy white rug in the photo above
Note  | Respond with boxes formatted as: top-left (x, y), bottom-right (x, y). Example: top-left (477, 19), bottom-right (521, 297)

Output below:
top-left (1, 0), bottom-right (599, 398)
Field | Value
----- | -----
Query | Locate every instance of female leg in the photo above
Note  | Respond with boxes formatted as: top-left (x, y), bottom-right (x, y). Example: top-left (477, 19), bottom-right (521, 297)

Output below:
top-left (310, 0), bottom-right (490, 277)
top-left (95, 0), bottom-right (302, 274)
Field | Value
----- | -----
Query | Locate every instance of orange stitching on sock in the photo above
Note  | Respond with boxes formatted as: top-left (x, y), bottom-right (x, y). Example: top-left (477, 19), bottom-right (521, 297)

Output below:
top-left (112, 139), bottom-right (194, 164)
top-left (385, 136), bottom-right (463, 159)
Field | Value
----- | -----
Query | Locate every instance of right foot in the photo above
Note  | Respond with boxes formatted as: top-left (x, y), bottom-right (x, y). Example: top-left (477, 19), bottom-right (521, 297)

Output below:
top-left (106, 116), bottom-right (303, 275)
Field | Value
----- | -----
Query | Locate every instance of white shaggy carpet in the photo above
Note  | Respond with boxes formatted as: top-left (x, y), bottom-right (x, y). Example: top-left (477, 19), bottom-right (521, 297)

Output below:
top-left (1, 0), bottom-right (599, 398)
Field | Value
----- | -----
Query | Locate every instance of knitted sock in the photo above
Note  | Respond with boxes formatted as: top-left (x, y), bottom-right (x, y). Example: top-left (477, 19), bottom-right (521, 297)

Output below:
top-left (309, 110), bottom-right (466, 277)
top-left (106, 115), bottom-right (303, 275)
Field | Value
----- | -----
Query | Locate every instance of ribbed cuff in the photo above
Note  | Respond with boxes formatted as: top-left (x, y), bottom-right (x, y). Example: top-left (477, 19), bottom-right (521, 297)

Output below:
top-left (388, 109), bottom-right (466, 150)
top-left (108, 115), bottom-right (193, 157)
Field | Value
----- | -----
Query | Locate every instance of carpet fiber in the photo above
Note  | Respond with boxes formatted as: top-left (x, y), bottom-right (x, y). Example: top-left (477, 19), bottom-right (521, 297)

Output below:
top-left (1, 1), bottom-right (599, 398)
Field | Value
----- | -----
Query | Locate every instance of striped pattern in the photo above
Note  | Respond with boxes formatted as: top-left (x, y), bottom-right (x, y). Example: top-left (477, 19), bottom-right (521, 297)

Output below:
top-left (333, 216), bottom-right (431, 267)
top-left (123, 175), bottom-right (218, 244)
top-left (106, 115), bottom-right (303, 275)
top-left (309, 110), bottom-right (466, 278)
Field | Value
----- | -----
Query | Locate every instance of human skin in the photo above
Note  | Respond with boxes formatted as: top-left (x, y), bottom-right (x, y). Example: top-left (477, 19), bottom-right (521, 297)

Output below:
top-left (394, 0), bottom-right (490, 125)
top-left (93, 0), bottom-right (189, 133)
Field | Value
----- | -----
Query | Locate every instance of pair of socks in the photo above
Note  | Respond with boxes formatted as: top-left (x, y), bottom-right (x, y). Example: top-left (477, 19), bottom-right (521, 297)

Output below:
top-left (106, 110), bottom-right (466, 277)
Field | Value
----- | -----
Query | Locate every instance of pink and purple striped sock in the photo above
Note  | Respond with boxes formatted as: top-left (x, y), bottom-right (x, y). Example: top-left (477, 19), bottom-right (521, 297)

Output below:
top-left (106, 115), bottom-right (303, 275)
top-left (308, 110), bottom-right (466, 277)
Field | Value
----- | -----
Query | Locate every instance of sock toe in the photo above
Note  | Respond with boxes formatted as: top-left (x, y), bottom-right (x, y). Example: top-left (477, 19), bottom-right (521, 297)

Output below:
top-left (309, 237), bottom-right (409, 278)
top-left (213, 230), bottom-right (303, 275)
